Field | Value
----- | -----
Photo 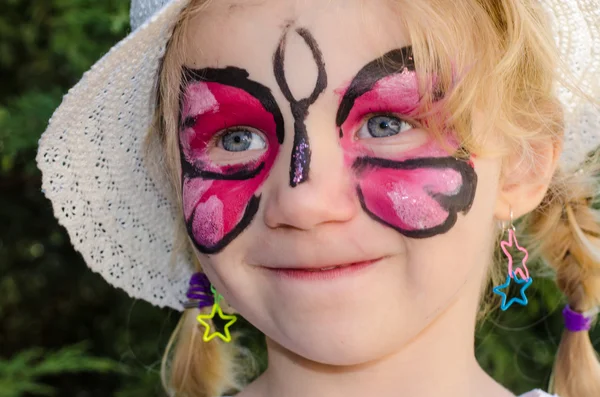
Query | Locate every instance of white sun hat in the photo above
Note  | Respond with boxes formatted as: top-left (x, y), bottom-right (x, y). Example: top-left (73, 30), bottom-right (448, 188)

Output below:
top-left (36, 0), bottom-right (600, 311)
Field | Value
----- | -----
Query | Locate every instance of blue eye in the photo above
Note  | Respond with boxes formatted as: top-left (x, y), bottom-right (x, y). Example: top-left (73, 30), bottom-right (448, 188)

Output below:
top-left (219, 129), bottom-right (266, 152)
top-left (358, 115), bottom-right (413, 138)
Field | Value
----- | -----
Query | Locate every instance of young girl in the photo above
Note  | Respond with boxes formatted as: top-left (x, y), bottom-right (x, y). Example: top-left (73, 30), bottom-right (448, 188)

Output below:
top-left (37, 0), bottom-right (600, 396)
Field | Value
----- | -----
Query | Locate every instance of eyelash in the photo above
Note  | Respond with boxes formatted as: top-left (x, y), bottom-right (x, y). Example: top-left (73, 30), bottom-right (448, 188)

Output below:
top-left (201, 112), bottom-right (421, 150)
top-left (354, 113), bottom-right (420, 138)
top-left (209, 126), bottom-right (267, 150)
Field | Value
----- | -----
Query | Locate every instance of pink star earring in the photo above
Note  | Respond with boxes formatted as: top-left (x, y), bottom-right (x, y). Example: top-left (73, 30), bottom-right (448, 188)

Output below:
top-left (492, 208), bottom-right (533, 311)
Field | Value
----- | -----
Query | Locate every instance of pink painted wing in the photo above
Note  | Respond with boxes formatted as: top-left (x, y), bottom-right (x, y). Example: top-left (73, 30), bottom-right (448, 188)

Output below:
top-left (355, 156), bottom-right (476, 238)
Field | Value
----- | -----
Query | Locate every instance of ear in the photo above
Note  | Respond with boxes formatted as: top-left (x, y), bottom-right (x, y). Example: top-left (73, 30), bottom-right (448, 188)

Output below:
top-left (495, 137), bottom-right (562, 221)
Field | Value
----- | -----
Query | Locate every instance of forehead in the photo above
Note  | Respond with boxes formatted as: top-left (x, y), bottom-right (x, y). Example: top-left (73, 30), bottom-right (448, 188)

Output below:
top-left (182, 0), bottom-right (409, 89)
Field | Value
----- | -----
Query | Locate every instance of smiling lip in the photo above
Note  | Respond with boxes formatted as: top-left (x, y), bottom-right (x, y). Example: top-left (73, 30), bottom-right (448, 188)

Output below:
top-left (262, 259), bottom-right (381, 281)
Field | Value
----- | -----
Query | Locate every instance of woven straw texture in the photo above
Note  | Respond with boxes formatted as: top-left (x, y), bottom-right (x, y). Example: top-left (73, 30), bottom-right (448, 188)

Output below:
top-left (37, 0), bottom-right (192, 310)
top-left (130, 0), bottom-right (174, 30)
top-left (37, 0), bottom-right (600, 311)
top-left (544, 0), bottom-right (600, 169)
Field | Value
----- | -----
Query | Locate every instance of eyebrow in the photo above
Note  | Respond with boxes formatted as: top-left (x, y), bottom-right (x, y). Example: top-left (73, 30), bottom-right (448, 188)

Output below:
top-left (335, 46), bottom-right (415, 127)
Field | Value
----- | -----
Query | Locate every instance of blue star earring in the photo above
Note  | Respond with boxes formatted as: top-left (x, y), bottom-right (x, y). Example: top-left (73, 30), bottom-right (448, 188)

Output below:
top-left (492, 208), bottom-right (533, 311)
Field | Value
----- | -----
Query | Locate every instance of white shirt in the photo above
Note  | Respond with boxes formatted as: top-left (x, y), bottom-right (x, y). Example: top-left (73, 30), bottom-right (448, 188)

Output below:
top-left (519, 390), bottom-right (558, 397)
top-left (225, 391), bottom-right (557, 397)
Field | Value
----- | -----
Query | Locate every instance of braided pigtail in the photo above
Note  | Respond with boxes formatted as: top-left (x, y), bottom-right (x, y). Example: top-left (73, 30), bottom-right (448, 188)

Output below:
top-left (524, 162), bottom-right (600, 397)
top-left (161, 296), bottom-right (247, 397)
top-left (161, 305), bottom-right (243, 397)
top-left (147, 1), bottom-right (258, 395)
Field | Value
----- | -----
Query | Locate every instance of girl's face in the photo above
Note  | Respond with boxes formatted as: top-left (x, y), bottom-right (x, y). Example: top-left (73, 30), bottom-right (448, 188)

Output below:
top-left (179, 0), bottom-right (502, 364)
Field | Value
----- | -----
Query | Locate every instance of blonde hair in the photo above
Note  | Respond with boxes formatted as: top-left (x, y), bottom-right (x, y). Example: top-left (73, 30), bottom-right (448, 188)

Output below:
top-left (148, 0), bottom-right (600, 396)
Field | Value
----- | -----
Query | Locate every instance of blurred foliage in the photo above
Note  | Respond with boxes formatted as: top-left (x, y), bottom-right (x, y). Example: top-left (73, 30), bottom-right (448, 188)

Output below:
top-left (0, 343), bottom-right (125, 397)
top-left (0, 0), bottom-right (176, 396)
top-left (0, 0), bottom-right (598, 396)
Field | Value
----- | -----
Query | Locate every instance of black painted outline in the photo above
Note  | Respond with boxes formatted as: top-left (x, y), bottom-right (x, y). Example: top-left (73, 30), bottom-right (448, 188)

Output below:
top-left (181, 66), bottom-right (285, 144)
top-left (179, 67), bottom-right (285, 181)
top-left (187, 195), bottom-right (262, 254)
top-left (335, 46), bottom-right (477, 239)
top-left (181, 160), bottom-right (265, 181)
top-left (336, 46), bottom-right (415, 133)
top-left (353, 156), bottom-right (477, 239)
top-left (178, 67), bottom-right (283, 253)
top-left (273, 28), bottom-right (328, 187)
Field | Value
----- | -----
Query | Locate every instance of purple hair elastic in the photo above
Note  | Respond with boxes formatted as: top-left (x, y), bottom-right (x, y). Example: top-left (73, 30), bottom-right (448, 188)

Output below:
top-left (562, 304), bottom-right (599, 332)
top-left (183, 272), bottom-right (215, 310)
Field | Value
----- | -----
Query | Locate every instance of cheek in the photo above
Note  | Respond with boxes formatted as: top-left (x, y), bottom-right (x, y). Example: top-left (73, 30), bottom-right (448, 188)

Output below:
top-left (358, 167), bottom-right (463, 232)
top-left (182, 174), bottom-right (268, 251)
top-left (190, 195), bottom-right (224, 247)
top-left (181, 127), bottom-right (279, 253)
top-left (343, 138), bottom-right (477, 238)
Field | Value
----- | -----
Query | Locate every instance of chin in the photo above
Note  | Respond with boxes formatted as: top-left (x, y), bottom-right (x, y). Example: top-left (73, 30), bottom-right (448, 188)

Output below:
top-left (269, 316), bottom-right (408, 367)
top-left (291, 335), bottom-right (397, 367)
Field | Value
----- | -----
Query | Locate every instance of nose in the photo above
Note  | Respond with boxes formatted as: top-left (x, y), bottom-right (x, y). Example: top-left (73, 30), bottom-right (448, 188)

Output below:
top-left (263, 118), bottom-right (359, 230)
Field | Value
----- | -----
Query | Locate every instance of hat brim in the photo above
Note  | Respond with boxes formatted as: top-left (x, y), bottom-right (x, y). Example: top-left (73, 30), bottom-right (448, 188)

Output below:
top-left (546, 0), bottom-right (600, 169)
top-left (37, 0), bottom-right (193, 311)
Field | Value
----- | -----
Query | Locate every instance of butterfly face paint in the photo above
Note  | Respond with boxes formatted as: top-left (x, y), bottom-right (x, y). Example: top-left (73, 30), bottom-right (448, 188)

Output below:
top-left (273, 28), bottom-right (327, 187)
top-left (179, 67), bottom-right (284, 253)
top-left (336, 47), bottom-right (478, 238)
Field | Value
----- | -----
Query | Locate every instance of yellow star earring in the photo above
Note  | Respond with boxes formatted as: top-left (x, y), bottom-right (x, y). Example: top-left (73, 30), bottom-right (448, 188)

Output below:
top-left (196, 285), bottom-right (237, 343)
